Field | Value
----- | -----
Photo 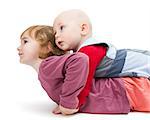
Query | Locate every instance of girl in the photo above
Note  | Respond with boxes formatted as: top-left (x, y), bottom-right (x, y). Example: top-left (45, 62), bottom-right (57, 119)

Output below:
top-left (18, 25), bottom-right (150, 115)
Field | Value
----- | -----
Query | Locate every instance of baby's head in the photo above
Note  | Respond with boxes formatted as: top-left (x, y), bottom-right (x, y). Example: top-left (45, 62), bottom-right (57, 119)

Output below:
top-left (53, 9), bottom-right (92, 52)
top-left (18, 25), bottom-right (65, 64)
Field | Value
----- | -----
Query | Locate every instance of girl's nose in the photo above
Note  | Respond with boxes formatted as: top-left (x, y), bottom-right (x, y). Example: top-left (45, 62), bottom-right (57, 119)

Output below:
top-left (17, 45), bottom-right (21, 51)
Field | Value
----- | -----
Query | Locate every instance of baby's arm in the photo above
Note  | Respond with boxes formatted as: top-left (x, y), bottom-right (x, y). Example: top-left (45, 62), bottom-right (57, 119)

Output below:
top-left (55, 53), bottom-right (89, 115)
top-left (78, 45), bottom-right (107, 106)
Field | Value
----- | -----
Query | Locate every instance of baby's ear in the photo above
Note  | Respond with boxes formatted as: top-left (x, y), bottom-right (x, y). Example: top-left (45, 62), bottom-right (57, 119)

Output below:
top-left (80, 23), bottom-right (89, 35)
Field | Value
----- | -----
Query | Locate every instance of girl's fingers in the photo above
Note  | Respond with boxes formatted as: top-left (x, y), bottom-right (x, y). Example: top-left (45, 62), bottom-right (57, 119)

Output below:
top-left (52, 106), bottom-right (61, 114)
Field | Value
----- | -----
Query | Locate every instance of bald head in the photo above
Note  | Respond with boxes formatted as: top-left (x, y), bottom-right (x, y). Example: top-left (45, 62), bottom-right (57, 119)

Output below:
top-left (53, 9), bottom-right (92, 51)
top-left (53, 9), bottom-right (92, 32)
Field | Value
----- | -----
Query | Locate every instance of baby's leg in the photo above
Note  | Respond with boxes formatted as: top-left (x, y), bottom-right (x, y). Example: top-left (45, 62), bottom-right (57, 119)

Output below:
top-left (122, 77), bottom-right (150, 112)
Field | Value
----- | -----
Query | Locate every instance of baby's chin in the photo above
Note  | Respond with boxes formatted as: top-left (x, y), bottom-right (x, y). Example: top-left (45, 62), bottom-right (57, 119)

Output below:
top-left (56, 43), bottom-right (68, 51)
top-left (59, 45), bottom-right (71, 51)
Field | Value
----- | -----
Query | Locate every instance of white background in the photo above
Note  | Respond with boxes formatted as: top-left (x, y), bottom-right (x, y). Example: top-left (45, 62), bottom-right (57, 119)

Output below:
top-left (0, 0), bottom-right (150, 119)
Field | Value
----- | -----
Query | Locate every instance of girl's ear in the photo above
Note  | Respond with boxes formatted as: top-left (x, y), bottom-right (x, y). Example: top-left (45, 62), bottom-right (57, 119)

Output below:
top-left (39, 42), bottom-right (53, 59)
top-left (47, 42), bottom-right (53, 52)
top-left (80, 23), bottom-right (89, 35)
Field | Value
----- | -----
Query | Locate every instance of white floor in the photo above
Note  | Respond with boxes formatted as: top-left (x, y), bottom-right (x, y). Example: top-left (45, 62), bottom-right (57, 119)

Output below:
top-left (16, 102), bottom-right (150, 120)
top-left (1, 95), bottom-right (150, 120)
top-left (2, 100), bottom-right (150, 120)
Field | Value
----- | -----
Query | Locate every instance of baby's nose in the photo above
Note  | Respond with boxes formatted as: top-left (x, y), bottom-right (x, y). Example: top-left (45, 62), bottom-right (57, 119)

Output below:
top-left (55, 33), bottom-right (58, 38)
top-left (55, 31), bottom-right (60, 38)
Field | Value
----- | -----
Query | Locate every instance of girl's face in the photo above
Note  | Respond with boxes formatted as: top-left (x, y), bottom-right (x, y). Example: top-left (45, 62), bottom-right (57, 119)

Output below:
top-left (17, 32), bottom-right (41, 65)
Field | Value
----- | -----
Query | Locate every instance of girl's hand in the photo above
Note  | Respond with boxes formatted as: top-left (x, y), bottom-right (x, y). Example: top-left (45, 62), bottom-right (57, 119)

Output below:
top-left (52, 106), bottom-right (61, 114)
top-left (52, 105), bottom-right (79, 115)
top-left (59, 105), bottom-right (79, 115)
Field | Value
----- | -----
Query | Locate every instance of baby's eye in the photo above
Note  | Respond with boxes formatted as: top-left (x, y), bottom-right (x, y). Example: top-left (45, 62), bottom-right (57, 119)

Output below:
top-left (60, 26), bottom-right (64, 31)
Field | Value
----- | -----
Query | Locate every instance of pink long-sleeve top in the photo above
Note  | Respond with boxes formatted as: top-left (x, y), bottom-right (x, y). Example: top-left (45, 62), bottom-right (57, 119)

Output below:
top-left (38, 53), bottom-right (130, 113)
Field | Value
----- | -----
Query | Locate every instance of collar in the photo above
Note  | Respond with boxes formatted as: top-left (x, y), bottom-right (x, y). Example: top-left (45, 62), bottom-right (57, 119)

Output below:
top-left (77, 37), bottom-right (101, 51)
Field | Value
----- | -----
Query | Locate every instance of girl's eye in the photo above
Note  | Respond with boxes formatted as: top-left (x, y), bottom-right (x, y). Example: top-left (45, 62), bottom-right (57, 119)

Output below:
top-left (23, 40), bottom-right (28, 44)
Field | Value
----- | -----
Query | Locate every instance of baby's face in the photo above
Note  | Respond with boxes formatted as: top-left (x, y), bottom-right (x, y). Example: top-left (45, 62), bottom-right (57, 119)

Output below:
top-left (17, 32), bottom-right (41, 65)
top-left (53, 15), bottom-right (82, 52)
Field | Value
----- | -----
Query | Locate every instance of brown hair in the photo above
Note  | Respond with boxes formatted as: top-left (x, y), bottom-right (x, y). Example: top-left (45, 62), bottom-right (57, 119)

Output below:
top-left (20, 25), bottom-right (65, 59)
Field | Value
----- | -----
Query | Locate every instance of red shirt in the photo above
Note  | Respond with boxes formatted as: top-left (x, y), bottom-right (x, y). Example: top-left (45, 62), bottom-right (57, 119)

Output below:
top-left (78, 45), bottom-right (107, 107)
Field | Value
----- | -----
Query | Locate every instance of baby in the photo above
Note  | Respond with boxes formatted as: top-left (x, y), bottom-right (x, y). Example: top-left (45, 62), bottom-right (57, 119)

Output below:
top-left (53, 9), bottom-right (150, 106)
top-left (18, 25), bottom-right (150, 115)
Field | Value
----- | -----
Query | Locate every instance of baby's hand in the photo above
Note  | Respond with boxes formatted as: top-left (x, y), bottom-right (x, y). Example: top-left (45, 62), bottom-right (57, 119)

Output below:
top-left (59, 105), bottom-right (79, 115)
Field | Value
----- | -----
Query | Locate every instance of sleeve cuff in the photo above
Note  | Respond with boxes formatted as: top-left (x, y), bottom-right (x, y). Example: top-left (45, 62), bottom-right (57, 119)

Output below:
top-left (59, 97), bottom-right (79, 109)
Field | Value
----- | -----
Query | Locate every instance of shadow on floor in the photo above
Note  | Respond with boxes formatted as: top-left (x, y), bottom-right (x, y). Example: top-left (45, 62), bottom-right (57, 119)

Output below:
top-left (19, 100), bottom-right (56, 115)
